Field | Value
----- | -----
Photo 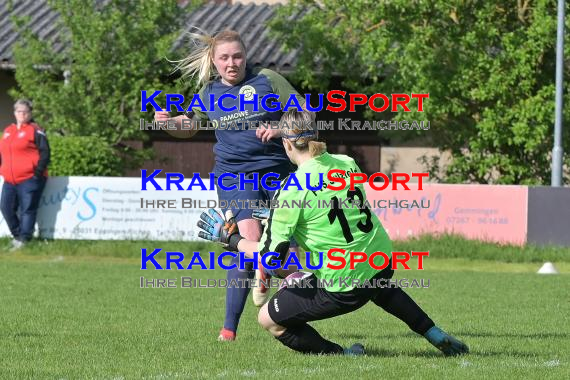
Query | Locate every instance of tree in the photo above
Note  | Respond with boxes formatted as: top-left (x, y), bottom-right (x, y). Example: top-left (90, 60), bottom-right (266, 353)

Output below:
top-left (271, 0), bottom-right (570, 184)
top-left (8, 0), bottom-right (194, 174)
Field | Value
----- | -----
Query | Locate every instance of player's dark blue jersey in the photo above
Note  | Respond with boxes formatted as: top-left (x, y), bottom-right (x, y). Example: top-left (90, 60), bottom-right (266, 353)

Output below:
top-left (187, 68), bottom-right (305, 175)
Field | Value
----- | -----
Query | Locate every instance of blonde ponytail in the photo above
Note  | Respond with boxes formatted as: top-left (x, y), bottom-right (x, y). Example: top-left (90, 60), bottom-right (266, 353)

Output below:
top-left (170, 28), bottom-right (215, 86)
top-left (170, 28), bottom-right (246, 87)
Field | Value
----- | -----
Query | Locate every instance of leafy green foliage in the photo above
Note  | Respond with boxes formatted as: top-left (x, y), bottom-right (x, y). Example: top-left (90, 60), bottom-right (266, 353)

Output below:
top-left (271, 0), bottom-right (570, 184)
top-left (8, 0), bottom-right (195, 174)
top-left (48, 135), bottom-right (122, 176)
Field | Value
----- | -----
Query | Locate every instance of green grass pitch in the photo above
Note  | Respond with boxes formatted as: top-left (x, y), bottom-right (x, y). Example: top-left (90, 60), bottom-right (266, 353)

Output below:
top-left (0, 237), bottom-right (568, 379)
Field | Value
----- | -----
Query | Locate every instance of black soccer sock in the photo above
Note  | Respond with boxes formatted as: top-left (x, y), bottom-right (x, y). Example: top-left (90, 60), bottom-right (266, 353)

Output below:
top-left (276, 324), bottom-right (344, 355)
top-left (372, 287), bottom-right (435, 335)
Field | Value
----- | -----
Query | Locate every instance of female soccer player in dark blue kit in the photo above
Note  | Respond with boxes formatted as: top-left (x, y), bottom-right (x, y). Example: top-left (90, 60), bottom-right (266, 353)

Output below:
top-left (155, 29), bottom-right (307, 341)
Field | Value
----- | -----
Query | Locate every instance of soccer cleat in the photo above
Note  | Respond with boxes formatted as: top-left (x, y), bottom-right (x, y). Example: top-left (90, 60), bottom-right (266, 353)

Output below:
top-left (217, 328), bottom-right (236, 341)
top-left (343, 343), bottom-right (365, 356)
top-left (8, 239), bottom-right (25, 252)
top-left (424, 326), bottom-right (469, 356)
top-left (252, 266), bottom-right (271, 307)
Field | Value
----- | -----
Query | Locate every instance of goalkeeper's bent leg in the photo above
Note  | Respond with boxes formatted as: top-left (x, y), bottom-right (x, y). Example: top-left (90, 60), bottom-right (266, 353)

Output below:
top-left (258, 303), bottom-right (343, 354)
top-left (371, 286), bottom-right (435, 335)
top-left (372, 287), bottom-right (468, 355)
top-left (276, 324), bottom-right (344, 355)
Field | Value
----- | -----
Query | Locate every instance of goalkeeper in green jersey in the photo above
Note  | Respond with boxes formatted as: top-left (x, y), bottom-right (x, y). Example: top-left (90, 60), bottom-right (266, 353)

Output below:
top-left (197, 110), bottom-right (469, 356)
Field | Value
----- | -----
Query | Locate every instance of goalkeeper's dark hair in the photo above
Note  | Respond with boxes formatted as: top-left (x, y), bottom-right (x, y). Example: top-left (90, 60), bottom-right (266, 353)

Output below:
top-left (280, 109), bottom-right (326, 156)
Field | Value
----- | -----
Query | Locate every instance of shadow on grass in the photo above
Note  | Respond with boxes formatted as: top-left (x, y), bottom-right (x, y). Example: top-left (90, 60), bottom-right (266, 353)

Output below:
top-left (460, 331), bottom-right (570, 339)
top-left (363, 348), bottom-right (537, 358)
top-left (364, 348), bottom-right (442, 358)
top-left (3, 331), bottom-right (46, 338)
top-left (340, 331), bottom-right (570, 340)
top-left (337, 332), bottom-right (416, 340)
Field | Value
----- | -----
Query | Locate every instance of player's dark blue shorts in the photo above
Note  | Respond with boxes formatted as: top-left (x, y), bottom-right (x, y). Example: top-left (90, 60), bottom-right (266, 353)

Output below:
top-left (215, 163), bottom-right (294, 222)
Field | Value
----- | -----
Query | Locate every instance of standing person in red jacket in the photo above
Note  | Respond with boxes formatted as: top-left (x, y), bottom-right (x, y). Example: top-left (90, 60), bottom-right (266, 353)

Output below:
top-left (0, 99), bottom-right (50, 250)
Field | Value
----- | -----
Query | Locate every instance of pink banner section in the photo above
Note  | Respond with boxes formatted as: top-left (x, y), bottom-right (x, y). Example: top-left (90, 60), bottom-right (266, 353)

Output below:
top-left (364, 184), bottom-right (528, 245)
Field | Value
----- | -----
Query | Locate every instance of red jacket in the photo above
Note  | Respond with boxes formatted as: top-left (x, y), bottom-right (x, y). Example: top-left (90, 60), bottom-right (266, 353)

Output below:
top-left (0, 122), bottom-right (50, 185)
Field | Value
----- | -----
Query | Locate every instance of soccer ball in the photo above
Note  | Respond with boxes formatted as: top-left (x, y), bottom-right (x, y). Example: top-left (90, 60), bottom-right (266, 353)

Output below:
top-left (279, 271), bottom-right (312, 290)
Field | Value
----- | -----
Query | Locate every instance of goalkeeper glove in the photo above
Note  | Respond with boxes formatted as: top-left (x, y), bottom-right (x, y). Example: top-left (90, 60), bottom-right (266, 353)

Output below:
top-left (252, 208), bottom-right (270, 226)
top-left (197, 209), bottom-right (243, 251)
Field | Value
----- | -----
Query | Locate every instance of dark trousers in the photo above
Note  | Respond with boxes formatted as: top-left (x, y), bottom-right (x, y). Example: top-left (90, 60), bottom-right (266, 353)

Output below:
top-left (1, 176), bottom-right (46, 242)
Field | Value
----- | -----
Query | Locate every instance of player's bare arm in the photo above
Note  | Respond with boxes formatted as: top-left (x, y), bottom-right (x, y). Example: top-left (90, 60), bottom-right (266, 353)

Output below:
top-left (155, 111), bottom-right (200, 139)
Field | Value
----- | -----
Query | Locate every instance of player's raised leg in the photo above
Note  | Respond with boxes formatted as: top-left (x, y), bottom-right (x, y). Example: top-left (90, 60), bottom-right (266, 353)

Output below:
top-left (253, 247), bottom-right (298, 307)
top-left (252, 267), bottom-right (271, 307)
top-left (371, 286), bottom-right (469, 356)
top-left (251, 207), bottom-right (274, 307)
